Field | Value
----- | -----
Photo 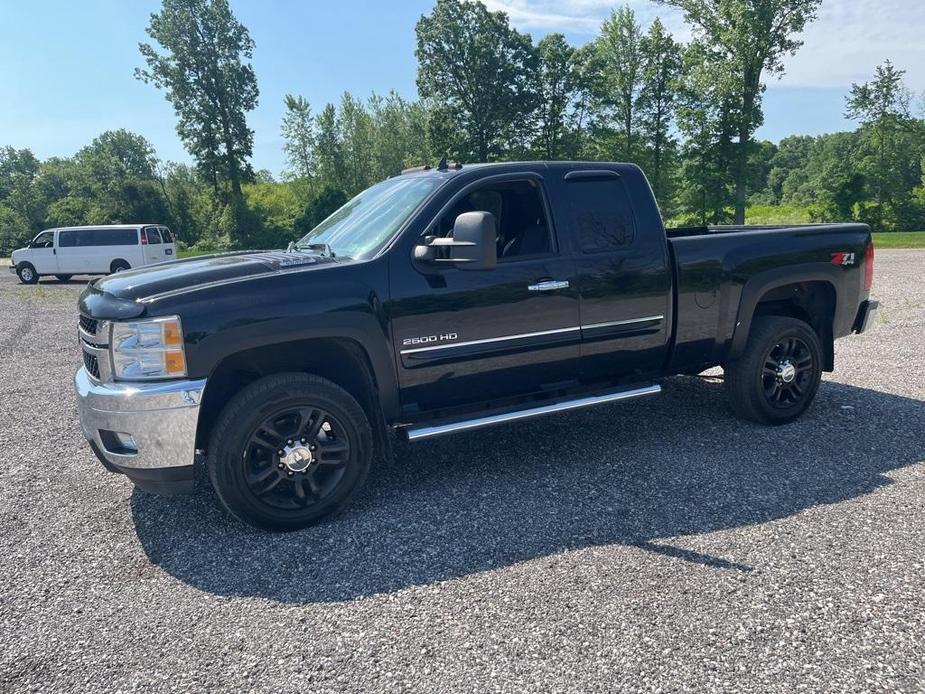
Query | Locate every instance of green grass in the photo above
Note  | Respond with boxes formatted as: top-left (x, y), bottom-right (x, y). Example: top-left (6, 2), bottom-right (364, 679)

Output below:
top-left (745, 204), bottom-right (813, 225)
top-left (871, 231), bottom-right (925, 248)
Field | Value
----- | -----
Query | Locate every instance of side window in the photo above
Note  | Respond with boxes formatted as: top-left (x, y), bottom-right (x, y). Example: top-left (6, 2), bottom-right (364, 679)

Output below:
top-left (32, 231), bottom-right (56, 248)
top-left (144, 228), bottom-right (162, 244)
top-left (58, 231), bottom-right (77, 247)
top-left (434, 180), bottom-right (553, 260)
top-left (567, 178), bottom-right (636, 253)
top-left (159, 227), bottom-right (173, 243)
top-left (90, 229), bottom-right (139, 246)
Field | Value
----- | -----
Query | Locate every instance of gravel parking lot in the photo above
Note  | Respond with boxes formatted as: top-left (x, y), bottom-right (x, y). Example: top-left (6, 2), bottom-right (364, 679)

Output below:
top-left (1, 251), bottom-right (923, 692)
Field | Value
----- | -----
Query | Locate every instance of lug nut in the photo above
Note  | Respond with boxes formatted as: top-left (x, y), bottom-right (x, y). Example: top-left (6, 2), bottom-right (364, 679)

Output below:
top-left (287, 439), bottom-right (294, 445)
top-left (309, 444), bottom-right (316, 451)
top-left (277, 463), bottom-right (284, 469)
top-left (287, 471), bottom-right (294, 476)
top-left (278, 449), bottom-right (285, 457)
top-left (300, 437), bottom-right (307, 444)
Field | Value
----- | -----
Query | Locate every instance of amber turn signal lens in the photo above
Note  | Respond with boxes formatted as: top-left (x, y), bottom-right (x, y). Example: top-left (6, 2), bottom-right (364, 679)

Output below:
top-left (164, 351), bottom-right (186, 374)
top-left (163, 321), bottom-right (182, 346)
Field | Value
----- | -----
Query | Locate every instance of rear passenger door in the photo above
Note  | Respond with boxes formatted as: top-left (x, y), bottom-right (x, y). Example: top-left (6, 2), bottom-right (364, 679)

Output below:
top-left (564, 170), bottom-right (672, 383)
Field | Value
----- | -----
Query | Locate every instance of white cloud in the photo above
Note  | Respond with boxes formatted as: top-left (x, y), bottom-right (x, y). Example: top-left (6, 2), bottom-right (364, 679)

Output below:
top-left (482, 0), bottom-right (925, 90)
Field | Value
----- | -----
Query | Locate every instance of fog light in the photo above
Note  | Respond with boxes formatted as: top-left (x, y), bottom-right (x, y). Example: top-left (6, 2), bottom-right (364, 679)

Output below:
top-left (100, 430), bottom-right (138, 454)
top-left (113, 432), bottom-right (138, 452)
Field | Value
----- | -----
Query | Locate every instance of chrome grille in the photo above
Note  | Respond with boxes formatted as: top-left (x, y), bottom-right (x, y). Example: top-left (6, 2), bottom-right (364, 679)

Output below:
top-left (82, 349), bottom-right (100, 379)
top-left (79, 315), bottom-right (99, 335)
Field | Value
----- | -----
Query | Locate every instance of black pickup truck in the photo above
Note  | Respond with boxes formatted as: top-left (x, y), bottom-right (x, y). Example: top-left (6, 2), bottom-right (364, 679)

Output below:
top-left (75, 161), bottom-right (878, 530)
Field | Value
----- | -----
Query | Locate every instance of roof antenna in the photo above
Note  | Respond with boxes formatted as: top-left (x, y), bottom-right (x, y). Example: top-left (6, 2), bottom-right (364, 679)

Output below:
top-left (437, 155), bottom-right (448, 171)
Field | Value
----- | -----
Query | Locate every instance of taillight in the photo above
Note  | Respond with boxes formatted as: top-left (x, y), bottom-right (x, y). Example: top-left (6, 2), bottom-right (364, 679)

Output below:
top-left (864, 240), bottom-right (874, 292)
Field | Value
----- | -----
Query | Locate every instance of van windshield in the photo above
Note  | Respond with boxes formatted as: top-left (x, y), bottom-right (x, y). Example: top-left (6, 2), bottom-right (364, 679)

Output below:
top-left (296, 176), bottom-right (443, 259)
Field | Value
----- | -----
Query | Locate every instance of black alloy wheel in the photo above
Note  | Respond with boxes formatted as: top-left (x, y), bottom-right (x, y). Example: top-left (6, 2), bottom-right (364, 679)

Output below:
top-left (207, 373), bottom-right (372, 531)
top-left (724, 315), bottom-right (823, 425)
top-left (243, 405), bottom-right (351, 511)
top-left (761, 336), bottom-right (815, 408)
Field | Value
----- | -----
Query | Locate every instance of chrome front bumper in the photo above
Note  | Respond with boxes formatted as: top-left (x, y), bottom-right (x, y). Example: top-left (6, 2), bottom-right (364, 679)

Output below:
top-left (74, 367), bottom-right (206, 493)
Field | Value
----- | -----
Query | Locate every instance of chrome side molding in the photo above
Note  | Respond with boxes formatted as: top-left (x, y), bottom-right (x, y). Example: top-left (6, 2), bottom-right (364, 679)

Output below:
top-left (402, 384), bottom-right (661, 441)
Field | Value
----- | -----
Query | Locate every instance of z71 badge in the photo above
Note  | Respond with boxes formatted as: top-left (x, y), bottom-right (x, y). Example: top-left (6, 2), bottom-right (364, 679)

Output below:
top-left (831, 251), bottom-right (856, 266)
top-left (402, 332), bottom-right (458, 347)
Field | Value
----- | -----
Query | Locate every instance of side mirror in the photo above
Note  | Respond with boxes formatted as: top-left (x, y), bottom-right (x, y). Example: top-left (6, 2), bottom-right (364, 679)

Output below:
top-left (451, 211), bottom-right (497, 270)
top-left (413, 211), bottom-right (497, 271)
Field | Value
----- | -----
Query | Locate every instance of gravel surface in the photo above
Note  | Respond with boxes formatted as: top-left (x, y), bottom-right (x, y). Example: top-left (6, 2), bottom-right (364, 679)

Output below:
top-left (1, 252), bottom-right (924, 693)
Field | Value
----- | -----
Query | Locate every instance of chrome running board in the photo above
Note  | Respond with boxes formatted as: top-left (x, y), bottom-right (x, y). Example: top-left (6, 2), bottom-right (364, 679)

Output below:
top-left (402, 384), bottom-right (661, 442)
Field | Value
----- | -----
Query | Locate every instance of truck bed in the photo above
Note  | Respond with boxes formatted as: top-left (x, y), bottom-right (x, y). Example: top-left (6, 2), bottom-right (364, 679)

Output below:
top-left (666, 223), bottom-right (836, 239)
top-left (665, 222), bottom-right (872, 374)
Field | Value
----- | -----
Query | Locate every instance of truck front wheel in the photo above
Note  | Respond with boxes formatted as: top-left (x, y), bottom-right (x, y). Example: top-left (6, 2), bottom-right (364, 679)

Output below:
top-left (207, 373), bottom-right (373, 531)
top-left (724, 316), bottom-right (822, 425)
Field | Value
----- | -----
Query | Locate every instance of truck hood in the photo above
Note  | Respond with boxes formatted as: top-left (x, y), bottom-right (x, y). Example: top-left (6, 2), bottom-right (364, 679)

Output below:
top-left (80, 250), bottom-right (335, 317)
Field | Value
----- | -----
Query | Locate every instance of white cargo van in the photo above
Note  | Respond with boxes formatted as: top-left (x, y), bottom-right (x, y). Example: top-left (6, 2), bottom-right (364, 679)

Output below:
top-left (9, 225), bottom-right (176, 284)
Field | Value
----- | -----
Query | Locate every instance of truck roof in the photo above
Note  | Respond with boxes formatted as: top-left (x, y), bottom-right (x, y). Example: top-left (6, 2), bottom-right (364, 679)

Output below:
top-left (397, 160), bottom-right (637, 178)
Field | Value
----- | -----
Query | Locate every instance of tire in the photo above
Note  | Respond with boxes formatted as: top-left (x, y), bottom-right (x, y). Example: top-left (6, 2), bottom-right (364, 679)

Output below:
top-left (207, 373), bottom-right (373, 531)
top-left (55, 274), bottom-right (73, 282)
top-left (724, 316), bottom-right (822, 425)
top-left (16, 263), bottom-right (38, 284)
top-left (110, 260), bottom-right (130, 273)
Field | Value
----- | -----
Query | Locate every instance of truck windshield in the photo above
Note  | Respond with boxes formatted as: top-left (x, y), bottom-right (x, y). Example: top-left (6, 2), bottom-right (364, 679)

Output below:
top-left (297, 176), bottom-right (443, 259)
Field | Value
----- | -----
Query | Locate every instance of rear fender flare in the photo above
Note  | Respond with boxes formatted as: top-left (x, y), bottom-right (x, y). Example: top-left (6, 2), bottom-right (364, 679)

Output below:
top-left (730, 264), bottom-right (842, 359)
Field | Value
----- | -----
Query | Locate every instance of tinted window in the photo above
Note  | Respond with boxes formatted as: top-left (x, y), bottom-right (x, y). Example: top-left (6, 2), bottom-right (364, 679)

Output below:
top-left (567, 178), bottom-right (636, 253)
top-left (159, 227), bottom-right (173, 243)
top-left (144, 228), bottom-right (162, 244)
top-left (436, 179), bottom-right (553, 259)
top-left (62, 229), bottom-right (138, 247)
top-left (98, 229), bottom-right (138, 246)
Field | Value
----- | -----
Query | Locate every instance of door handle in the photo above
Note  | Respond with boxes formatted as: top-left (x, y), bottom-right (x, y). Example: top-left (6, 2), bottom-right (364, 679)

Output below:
top-left (528, 280), bottom-right (569, 292)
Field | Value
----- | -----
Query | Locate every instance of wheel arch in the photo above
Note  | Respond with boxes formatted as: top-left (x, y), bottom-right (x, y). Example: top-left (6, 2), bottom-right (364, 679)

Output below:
top-left (731, 265), bottom-right (841, 371)
top-left (195, 336), bottom-right (392, 462)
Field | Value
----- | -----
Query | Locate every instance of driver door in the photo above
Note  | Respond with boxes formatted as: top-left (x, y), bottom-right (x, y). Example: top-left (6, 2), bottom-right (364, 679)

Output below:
top-left (28, 230), bottom-right (59, 274)
top-left (388, 175), bottom-right (580, 413)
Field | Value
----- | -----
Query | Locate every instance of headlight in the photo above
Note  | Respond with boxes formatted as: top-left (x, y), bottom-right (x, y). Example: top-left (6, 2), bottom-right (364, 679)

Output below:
top-left (110, 316), bottom-right (187, 380)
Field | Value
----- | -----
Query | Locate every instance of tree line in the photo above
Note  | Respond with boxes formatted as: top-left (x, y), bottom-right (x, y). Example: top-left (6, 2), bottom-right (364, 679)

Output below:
top-left (2, 0), bottom-right (923, 256)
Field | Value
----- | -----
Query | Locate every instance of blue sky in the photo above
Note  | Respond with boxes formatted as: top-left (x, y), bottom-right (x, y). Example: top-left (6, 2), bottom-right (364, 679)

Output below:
top-left (1, 0), bottom-right (922, 176)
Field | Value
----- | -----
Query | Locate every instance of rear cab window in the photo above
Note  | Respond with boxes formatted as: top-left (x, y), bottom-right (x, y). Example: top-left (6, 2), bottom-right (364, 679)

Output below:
top-left (159, 227), bottom-right (174, 243)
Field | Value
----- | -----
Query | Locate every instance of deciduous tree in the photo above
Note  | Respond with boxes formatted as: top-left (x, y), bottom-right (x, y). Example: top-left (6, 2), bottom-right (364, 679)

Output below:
top-left (658, 0), bottom-right (822, 223)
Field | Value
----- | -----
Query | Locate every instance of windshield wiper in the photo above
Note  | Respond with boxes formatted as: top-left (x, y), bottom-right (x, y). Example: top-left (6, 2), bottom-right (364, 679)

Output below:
top-left (290, 241), bottom-right (335, 258)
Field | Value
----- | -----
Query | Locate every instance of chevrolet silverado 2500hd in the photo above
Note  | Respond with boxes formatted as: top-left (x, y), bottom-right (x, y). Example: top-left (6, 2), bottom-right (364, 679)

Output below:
top-left (74, 161), bottom-right (878, 530)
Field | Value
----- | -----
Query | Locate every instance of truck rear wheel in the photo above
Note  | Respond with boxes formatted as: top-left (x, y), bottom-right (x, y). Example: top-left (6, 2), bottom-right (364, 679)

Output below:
top-left (724, 316), bottom-right (822, 425)
top-left (207, 373), bottom-right (372, 531)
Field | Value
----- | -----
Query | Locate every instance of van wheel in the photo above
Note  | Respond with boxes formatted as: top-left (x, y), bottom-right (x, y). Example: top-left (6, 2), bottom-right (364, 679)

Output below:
top-left (724, 316), bottom-right (822, 425)
top-left (207, 373), bottom-right (373, 531)
top-left (17, 264), bottom-right (38, 284)
top-left (54, 274), bottom-right (73, 282)
top-left (110, 260), bottom-right (130, 273)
